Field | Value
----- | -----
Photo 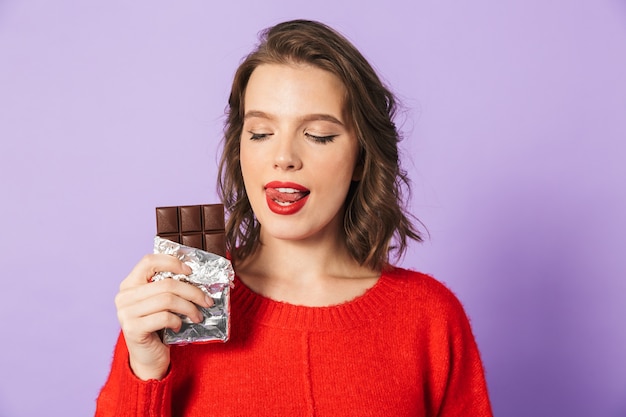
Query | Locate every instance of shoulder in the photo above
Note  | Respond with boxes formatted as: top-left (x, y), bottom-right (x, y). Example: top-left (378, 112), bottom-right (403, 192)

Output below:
top-left (381, 266), bottom-right (471, 324)
top-left (382, 266), bottom-right (462, 303)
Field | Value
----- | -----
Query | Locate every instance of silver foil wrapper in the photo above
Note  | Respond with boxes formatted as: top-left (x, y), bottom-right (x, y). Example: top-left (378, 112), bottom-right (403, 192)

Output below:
top-left (151, 236), bottom-right (234, 345)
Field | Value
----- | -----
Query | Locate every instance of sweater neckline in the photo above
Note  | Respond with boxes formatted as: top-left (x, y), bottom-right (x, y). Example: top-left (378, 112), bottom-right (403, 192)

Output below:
top-left (231, 267), bottom-right (405, 331)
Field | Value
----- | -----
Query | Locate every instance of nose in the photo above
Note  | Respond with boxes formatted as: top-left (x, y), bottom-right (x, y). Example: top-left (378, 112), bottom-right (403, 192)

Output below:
top-left (273, 136), bottom-right (302, 171)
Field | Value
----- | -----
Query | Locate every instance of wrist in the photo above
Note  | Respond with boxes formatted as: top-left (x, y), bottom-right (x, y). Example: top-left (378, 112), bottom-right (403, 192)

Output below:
top-left (129, 356), bottom-right (170, 381)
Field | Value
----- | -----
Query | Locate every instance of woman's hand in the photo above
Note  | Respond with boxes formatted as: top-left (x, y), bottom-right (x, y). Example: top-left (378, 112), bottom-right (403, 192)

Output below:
top-left (115, 254), bottom-right (213, 380)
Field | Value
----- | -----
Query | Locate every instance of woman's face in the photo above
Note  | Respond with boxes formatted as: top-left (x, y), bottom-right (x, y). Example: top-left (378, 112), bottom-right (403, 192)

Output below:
top-left (239, 63), bottom-right (361, 244)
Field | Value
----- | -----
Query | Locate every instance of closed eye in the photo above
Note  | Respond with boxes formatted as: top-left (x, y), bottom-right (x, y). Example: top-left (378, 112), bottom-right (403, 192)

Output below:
top-left (305, 133), bottom-right (337, 144)
top-left (248, 132), bottom-right (273, 141)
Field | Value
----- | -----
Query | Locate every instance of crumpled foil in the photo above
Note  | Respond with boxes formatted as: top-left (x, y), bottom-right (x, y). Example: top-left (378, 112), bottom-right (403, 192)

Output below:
top-left (151, 236), bottom-right (234, 345)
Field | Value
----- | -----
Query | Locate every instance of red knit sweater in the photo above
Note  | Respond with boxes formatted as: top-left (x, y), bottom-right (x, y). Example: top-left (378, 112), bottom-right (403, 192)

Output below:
top-left (95, 267), bottom-right (493, 416)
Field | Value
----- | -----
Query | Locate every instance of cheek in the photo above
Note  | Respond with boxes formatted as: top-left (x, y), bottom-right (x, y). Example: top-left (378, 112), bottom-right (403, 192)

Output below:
top-left (316, 159), bottom-right (356, 197)
top-left (239, 143), bottom-right (256, 178)
top-left (324, 149), bottom-right (359, 182)
top-left (239, 148), bottom-right (254, 193)
top-left (239, 144), bottom-right (267, 208)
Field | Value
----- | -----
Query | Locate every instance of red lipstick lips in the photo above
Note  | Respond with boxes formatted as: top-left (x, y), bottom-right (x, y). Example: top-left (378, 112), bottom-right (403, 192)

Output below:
top-left (264, 181), bottom-right (310, 215)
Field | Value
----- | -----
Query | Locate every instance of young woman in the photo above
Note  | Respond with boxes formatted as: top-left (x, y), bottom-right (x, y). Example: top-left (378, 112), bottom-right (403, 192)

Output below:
top-left (96, 20), bottom-right (493, 416)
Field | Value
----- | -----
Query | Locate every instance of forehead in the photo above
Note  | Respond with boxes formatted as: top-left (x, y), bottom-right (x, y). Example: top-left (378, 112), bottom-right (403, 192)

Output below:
top-left (243, 63), bottom-right (348, 119)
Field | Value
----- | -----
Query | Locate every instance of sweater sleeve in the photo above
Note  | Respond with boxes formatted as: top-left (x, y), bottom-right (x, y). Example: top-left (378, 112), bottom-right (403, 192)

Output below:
top-left (95, 333), bottom-right (174, 417)
top-left (430, 290), bottom-right (494, 417)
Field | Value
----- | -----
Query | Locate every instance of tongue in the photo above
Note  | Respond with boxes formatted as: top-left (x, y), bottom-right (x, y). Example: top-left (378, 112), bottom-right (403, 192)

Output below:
top-left (266, 188), bottom-right (308, 203)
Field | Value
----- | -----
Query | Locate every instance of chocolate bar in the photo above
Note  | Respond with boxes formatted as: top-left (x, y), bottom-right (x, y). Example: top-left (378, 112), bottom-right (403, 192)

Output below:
top-left (156, 204), bottom-right (226, 257)
top-left (152, 236), bottom-right (233, 344)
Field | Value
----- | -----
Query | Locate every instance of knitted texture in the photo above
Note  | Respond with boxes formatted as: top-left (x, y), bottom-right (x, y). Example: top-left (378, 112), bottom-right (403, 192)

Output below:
top-left (95, 267), bottom-right (493, 416)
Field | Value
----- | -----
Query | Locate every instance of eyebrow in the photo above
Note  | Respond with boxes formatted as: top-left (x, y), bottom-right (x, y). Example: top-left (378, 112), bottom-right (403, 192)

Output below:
top-left (243, 110), bottom-right (345, 127)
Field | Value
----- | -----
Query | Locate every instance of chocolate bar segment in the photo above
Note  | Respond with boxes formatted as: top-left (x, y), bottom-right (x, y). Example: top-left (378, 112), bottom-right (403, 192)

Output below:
top-left (202, 204), bottom-right (225, 231)
top-left (156, 204), bottom-right (226, 257)
top-left (181, 233), bottom-right (203, 250)
top-left (204, 232), bottom-right (226, 257)
top-left (155, 206), bottom-right (179, 234)
top-left (180, 205), bottom-right (202, 232)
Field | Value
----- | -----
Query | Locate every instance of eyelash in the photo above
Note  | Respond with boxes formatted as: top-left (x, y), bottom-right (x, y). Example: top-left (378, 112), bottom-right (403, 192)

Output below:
top-left (249, 132), bottom-right (271, 141)
top-left (248, 131), bottom-right (337, 144)
top-left (305, 133), bottom-right (337, 144)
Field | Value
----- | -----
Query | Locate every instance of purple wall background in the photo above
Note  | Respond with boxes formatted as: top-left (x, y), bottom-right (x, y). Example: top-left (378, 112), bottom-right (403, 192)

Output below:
top-left (1, 1), bottom-right (625, 416)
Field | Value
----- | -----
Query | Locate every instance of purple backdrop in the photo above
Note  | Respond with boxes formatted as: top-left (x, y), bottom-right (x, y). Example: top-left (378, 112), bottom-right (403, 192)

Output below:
top-left (1, 1), bottom-right (625, 416)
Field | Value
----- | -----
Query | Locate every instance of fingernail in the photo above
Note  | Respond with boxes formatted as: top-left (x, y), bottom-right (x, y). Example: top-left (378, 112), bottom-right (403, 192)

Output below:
top-left (204, 295), bottom-right (214, 307)
top-left (183, 264), bottom-right (192, 274)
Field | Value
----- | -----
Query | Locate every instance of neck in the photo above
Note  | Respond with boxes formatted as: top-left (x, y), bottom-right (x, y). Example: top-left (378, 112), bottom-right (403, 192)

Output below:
top-left (234, 229), bottom-right (380, 306)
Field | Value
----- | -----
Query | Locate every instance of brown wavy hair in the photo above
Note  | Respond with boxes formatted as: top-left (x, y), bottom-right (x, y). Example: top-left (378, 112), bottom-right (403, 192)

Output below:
top-left (218, 19), bottom-right (422, 270)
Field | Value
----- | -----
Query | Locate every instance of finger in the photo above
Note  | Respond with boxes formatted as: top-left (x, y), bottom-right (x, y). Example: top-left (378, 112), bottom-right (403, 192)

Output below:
top-left (121, 254), bottom-right (192, 289)
top-left (118, 291), bottom-right (205, 327)
top-left (123, 311), bottom-right (185, 341)
top-left (116, 278), bottom-right (213, 310)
